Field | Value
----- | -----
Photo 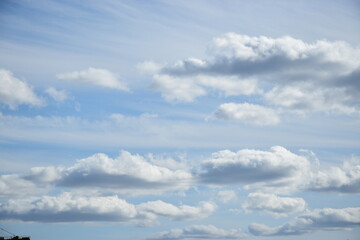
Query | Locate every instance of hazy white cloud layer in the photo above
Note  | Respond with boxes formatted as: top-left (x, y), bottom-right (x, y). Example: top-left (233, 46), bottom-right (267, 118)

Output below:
top-left (144, 34), bottom-right (360, 114)
top-left (199, 146), bottom-right (310, 193)
top-left (57, 67), bottom-right (128, 91)
top-left (0, 69), bottom-right (44, 109)
top-left (145, 224), bottom-right (246, 240)
top-left (242, 192), bottom-right (306, 217)
top-left (213, 102), bottom-right (280, 125)
top-left (0, 193), bottom-right (216, 224)
top-left (249, 207), bottom-right (360, 236)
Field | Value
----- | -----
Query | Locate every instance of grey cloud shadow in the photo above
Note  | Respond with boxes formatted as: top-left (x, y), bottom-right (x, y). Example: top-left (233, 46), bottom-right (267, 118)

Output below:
top-left (198, 164), bottom-right (294, 185)
top-left (58, 172), bottom-right (172, 189)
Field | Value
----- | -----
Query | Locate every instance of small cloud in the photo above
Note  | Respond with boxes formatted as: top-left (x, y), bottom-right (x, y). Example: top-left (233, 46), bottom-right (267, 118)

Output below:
top-left (45, 87), bottom-right (68, 102)
top-left (0, 69), bottom-right (44, 109)
top-left (242, 192), bottom-right (306, 217)
top-left (144, 224), bottom-right (247, 240)
top-left (57, 67), bottom-right (129, 91)
top-left (138, 61), bottom-right (162, 74)
top-left (212, 102), bottom-right (280, 126)
top-left (216, 190), bottom-right (237, 203)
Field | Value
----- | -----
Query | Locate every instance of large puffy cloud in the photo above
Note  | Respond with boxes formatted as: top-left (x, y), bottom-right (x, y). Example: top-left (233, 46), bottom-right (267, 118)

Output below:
top-left (0, 151), bottom-right (193, 197)
top-left (0, 193), bottom-right (216, 224)
top-left (0, 69), bottom-right (44, 109)
top-left (57, 67), bottom-right (128, 91)
top-left (213, 102), bottom-right (280, 126)
top-left (249, 207), bottom-right (360, 236)
top-left (242, 192), bottom-right (306, 217)
top-left (306, 157), bottom-right (360, 193)
top-left (58, 151), bottom-right (193, 194)
top-left (145, 224), bottom-right (246, 240)
top-left (199, 146), bottom-right (310, 193)
top-left (144, 34), bottom-right (360, 114)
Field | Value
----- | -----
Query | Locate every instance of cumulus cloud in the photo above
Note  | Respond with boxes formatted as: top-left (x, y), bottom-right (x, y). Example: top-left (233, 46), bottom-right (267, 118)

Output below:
top-left (45, 87), bottom-right (68, 102)
top-left (0, 174), bottom-right (48, 199)
top-left (145, 33), bottom-right (360, 114)
top-left (0, 193), bottom-right (215, 224)
top-left (57, 67), bottom-right (128, 91)
top-left (199, 146), bottom-right (310, 193)
top-left (0, 69), bottom-right (44, 109)
top-left (213, 102), bottom-right (280, 126)
top-left (0, 151), bottom-right (193, 197)
top-left (249, 207), bottom-right (360, 236)
top-left (145, 224), bottom-right (246, 240)
top-left (242, 192), bottom-right (306, 217)
top-left (306, 157), bottom-right (360, 193)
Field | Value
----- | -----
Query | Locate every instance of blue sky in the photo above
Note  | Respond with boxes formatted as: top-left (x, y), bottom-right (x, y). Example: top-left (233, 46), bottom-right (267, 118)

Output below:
top-left (1, 0), bottom-right (360, 240)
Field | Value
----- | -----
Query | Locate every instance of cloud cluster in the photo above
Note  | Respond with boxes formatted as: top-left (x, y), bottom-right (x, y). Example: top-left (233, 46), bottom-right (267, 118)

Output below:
top-left (242, 192), bottom-right (306, 217)
top-left (144, 33), bottom-right (360, 114)
top-left (0, 69), bottom-right (44, 109)
top-left (249, 207), bottom-right (360, 236)
top-left (0, 193), bottom-right (215, 224)
top-left (145, 224), bottom-right (246, 240)
top-left (213, 102), bottom-right (280, 126)
top-left (199, 146), bottom-right (310, 193)
top-left (57, 67), bottom-right (128, 91)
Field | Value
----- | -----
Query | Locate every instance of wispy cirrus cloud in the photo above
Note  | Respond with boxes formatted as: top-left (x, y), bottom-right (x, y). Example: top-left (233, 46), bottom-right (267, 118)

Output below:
top-left (57, 67), bottom-right (128, 91)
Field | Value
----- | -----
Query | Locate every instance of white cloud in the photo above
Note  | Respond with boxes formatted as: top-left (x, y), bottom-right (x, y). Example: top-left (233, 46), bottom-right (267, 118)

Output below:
top-left (137, 201), bottom-right (216, 221)
top-left (0, 174), bottom-right (48, 199)
top-left (145, 33), bottom-right (360, 114)
top-left (213, 102), bottom-right (280, 126)
top-left (45, 87), bottom-right (68, 102)
top-left (152, 74), bottom-right (259, 103)
top-left (199, 146), bottom-right (310, 193)
top-left (0, 193), bottom-right (215, 224)
top-left (307, 157), bottom-right (360, 193)
top-left (138, 61), bottom-right (162, 74)
top-left (152, 74), bottom-right (207, 102)
top-left (216, 190), bottom-right (237, 203)
top-left (145, 224), bottom-right (247, 240)
top-left (242, 192), bottom-right (306, 217)
top-left (0, 151), bottom-right (193, 197)
top-left (0, 69), bottom-right (44, 109)
top-left (57, 67), bottom-right (128, 91)
top-left (249, 207), bottom-right (360, 236)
